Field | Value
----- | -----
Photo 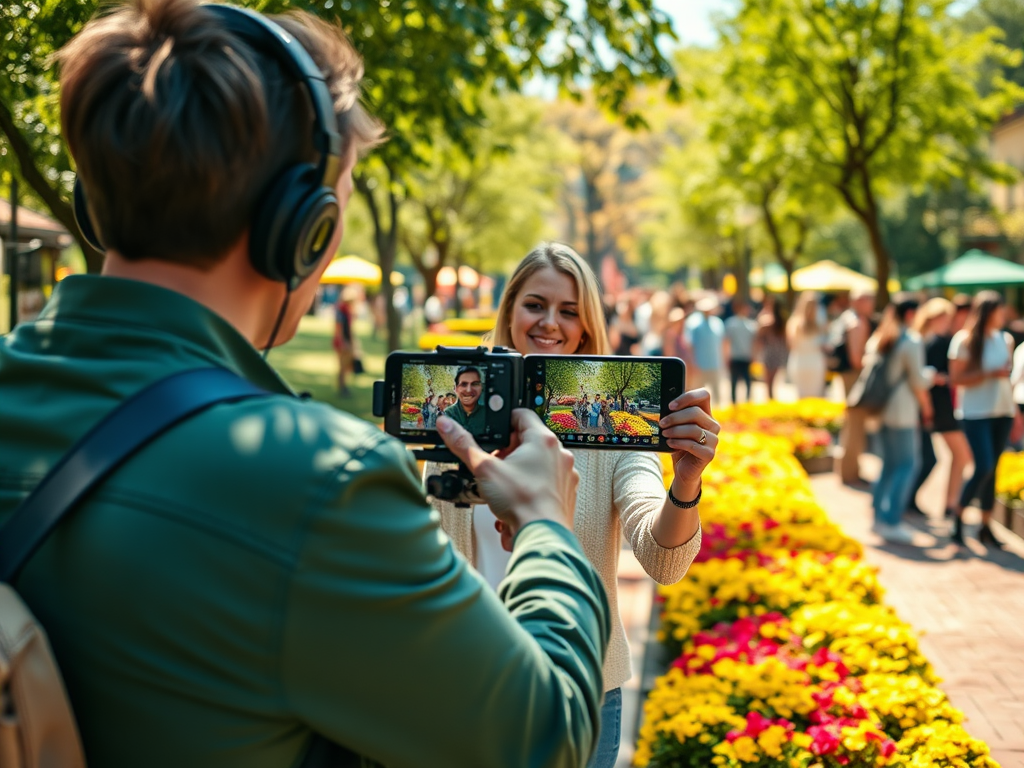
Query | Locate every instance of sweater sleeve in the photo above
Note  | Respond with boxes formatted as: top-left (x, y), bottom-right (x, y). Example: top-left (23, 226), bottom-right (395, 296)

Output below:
top-left (613, 451), bottom-right (701, 585)
top-left (282, 438), bottom-right (610, 768)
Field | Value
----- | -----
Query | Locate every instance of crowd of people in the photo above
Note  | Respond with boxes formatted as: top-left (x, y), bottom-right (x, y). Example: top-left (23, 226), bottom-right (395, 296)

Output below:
top-left (574, 281), bottom-right (1022, 552)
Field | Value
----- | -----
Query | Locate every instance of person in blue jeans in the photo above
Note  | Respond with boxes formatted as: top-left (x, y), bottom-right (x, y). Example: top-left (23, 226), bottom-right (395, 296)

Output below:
top-left (948, 291), bottom-right (1015, 549)
top-left (866, 298), bottom-right (932, 544)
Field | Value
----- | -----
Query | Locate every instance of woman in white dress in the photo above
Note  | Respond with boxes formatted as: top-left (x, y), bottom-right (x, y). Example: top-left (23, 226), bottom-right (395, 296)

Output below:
top-left (426, 242), bottom-right (719, 768)
top-left (786, 291), bottom-right (827, 399)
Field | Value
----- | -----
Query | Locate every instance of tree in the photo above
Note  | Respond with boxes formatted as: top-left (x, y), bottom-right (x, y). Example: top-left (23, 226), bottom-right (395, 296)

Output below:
top-left (0, 1), bottom-right (100, 269)
top-left (694, 42), bottom-right (839, 308)
top-left (541, 359), bottom-right (586, 405)
top-left (548, 96), bottom-right (667, 276)
top-left (399, 93), bottom-right (560, 297)
top-left (401, 364), bottom-right (458, 401)
top-left (722, 0), bottom-right (1024, 306)
top-left (964, 0), bottom-right (1024, 92)
top-left (594, 360), bottom-right (656, 404)
top-left (645, 128), bottom-right (751, 290)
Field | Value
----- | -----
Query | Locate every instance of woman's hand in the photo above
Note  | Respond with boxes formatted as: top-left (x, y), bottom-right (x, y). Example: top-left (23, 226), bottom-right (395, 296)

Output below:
top-left (659, 389), bottom-right (720, 502)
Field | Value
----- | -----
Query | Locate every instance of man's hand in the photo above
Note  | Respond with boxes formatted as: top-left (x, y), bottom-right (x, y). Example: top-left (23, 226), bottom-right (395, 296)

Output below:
top-left (436, 409), bottom-right (579, 542)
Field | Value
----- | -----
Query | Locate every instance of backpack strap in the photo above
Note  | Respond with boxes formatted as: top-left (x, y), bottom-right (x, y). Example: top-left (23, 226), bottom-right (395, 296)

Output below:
top-left (0, 368), bottom-right (269, 583)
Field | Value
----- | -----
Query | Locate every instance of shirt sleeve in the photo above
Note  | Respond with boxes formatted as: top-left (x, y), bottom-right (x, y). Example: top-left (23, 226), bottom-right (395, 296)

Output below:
top-left (1011, 343), bottom-right (1024, 390)
top-left (948, 331), bottom-right (967, 361)
top-left (613, 451), bottom-right (701, 585)
top-left (281, 435), bottom-right (610, 768)
top-left (903, 337), bottom-right (928, 392)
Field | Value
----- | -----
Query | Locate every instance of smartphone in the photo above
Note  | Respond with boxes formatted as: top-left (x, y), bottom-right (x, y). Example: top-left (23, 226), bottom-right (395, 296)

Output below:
top-left (375, 347), bottom-right (686, 454)
top-left (378, 346), bottom-right (525, 453)
top-left (524, 355), bottom-right (685, 452)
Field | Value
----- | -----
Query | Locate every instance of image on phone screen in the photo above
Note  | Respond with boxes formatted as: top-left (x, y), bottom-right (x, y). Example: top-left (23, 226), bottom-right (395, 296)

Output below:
top-left (529, 357), bottom-right (676, 448)
top-left (399, 363), bottom-right (488, 437)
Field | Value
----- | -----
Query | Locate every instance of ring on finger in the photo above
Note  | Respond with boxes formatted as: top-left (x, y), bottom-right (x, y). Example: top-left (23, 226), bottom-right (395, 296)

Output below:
top-left (698, 429), bottom-right (707, 445)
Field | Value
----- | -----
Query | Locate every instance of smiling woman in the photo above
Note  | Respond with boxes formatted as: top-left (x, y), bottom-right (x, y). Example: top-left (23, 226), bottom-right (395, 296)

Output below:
top-left (429, 241), bottom-right (720, 768)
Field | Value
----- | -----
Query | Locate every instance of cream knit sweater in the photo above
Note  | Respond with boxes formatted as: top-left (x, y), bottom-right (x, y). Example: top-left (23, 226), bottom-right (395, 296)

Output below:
top-left (426, 449), bottom-right (702, 692)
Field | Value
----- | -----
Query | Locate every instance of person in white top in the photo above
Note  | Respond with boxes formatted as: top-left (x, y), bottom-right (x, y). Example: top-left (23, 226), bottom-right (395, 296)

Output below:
top-left (1011, 337), bottom-right (1024, 418)
top-left (786, 291), bottom-right (827, 399)
top-left (948, 291), bottom-right (1015, 549)
top-left (427, 243), bottom-right (717, 768)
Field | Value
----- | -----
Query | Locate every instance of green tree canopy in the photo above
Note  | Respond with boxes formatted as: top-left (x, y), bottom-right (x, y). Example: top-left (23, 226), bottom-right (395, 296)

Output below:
top-left (717, 0), bottom-right (1024, 306)
top-left (594, 360), bottom-right (656, 403)
top-left (399, 92), bottom-right (560, 297)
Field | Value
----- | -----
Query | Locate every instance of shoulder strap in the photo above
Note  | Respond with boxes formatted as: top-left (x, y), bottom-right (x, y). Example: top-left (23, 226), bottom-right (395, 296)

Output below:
top-left (0, 367), bottom-right (270, 583)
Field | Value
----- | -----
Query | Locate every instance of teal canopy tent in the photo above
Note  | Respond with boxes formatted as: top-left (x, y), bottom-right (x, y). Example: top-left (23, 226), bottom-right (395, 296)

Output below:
top-left (905, 250), bottom-right (1024, 290)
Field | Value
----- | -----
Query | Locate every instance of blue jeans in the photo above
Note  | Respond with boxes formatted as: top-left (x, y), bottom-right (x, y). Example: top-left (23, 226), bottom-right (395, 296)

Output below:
top-left (873, 426), bottom-right (921, 526)
top-left (960, 417), bottom-right (1014, 512)
top-left (587, 687), bottom-right (622, 768)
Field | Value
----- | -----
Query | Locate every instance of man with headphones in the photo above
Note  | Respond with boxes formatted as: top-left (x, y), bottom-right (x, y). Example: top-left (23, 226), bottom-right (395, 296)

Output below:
top-left (0, 1), bottom-right (610, 767)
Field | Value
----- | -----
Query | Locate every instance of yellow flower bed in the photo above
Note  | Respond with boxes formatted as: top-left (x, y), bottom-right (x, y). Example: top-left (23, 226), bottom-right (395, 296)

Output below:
top-left (637, 430), bottom-right (1000, 768)
top-left (715, 401), bottom-right (843, 460)
top-left (996, 450), bottom-right (1024, 505)
top-left (717, 399), bottom-right (846, 433)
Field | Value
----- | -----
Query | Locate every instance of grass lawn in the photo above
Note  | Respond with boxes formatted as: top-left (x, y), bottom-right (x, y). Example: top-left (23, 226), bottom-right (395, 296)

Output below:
top-left (269, 313), bottom-right (384, 424)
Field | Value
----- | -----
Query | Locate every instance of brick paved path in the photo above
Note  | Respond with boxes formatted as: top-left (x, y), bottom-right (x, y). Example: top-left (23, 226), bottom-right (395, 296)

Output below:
top-left (811, 446), bottom-right (1024, 768)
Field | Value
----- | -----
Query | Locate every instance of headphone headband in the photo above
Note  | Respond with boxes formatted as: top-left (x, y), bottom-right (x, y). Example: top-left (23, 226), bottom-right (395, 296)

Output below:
top-left (204, 4), bottom-right (342, 189)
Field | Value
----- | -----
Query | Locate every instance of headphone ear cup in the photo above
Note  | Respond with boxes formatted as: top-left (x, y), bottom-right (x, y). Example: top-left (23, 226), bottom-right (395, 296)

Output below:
top-left (250, 163), bottom-right (339, 286)
top-left (73, 178), bottom-right (105, 253)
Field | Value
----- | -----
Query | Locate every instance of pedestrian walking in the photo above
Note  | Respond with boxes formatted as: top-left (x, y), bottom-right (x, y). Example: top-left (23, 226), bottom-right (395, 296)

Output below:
top-left (755, 298), bottom-right (788, 400)
top-left (831, 289), bottom-right (875, 485)
top-left (948, 291), bottom-right (1015, 549)
top-left (786, 292), bottom-right (827, 400)
top-left (686, 295), bottom-right (726, 402)
top-left (906, 298), bottom-right (971, 519)
top-left (866, 298), bottom-right (932, 544)
top-left (725, 299), bottom-right (758, 404)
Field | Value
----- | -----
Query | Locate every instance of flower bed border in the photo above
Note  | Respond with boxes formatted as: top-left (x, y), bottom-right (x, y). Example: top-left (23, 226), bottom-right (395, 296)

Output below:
top-left (797, 452), bottom-right (833, 475)
top-left (994, 498), bottom-right (1024, 538)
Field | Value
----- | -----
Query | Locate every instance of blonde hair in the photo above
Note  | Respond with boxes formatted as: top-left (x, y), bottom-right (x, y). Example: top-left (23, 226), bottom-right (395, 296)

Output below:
top-left (913, 297), bottom-right (954, 335)
top-left (787, 291), bottom-right (821, 337)
top-left (490, 243), bottom-right (610, 355)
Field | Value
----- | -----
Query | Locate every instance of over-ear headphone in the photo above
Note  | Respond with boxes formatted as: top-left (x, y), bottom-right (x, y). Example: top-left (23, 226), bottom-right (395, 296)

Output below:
top-left (73, 4), bottom-right (343, 290)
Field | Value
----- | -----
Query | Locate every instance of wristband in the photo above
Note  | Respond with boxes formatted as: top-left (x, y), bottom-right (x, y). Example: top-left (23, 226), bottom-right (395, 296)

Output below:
top-left (667, 484), bottom-right (702, 509)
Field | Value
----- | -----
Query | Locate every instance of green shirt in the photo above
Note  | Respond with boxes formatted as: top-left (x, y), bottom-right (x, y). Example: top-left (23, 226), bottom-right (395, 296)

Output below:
top-left (0, 276), bottom-right (610, 768)
top-left (444, 400), bottom-right (486, 434)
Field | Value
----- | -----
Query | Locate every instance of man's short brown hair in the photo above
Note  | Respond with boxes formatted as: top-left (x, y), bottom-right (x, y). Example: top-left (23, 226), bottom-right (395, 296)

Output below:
top-left (58, 0), bottom-right (383, 266)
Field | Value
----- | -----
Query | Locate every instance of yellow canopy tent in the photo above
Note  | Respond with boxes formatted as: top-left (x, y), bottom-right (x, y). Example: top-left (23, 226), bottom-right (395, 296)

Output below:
top-left (766, 260), bottom-right (900, 293)
top-left (320, 255), bottom-right (404, 286)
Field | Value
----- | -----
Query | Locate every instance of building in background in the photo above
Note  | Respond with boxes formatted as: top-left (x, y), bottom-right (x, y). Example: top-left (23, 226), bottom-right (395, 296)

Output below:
top-left (1, 199), bottom-right (73, 333)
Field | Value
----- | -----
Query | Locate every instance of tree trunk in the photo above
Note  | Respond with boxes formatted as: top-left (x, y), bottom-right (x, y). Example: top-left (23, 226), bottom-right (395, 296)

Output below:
top-left (583, 175), bottom-right (601, 275)
top-left (784, 263), bottom-right (796, 312)
top-left (736, 238), bottom-right (751, 303)
top-left (841, 168), bottom-right (891, 311)
top-left (854, 173), bottom-right (890, 310)
top-left (356, 167), bottom-right (403, 351)
top-left (0, 98), bottom-right (104, 271)
top-left (423, 265), bottom-right (441, 299)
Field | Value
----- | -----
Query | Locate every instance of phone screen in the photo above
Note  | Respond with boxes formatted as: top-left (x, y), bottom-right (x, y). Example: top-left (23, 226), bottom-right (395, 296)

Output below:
top-left (525, 356), bottom-right (684, 451)
top-left (398, 363), bottom-right (490, 438)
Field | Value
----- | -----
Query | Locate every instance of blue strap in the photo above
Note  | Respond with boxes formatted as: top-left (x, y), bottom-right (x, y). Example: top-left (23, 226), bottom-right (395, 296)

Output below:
top-left (0, 368), bottom-right (269, 583)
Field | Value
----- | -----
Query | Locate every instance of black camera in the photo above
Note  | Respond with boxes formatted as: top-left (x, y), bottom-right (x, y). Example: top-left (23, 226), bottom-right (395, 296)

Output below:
top-left (373, 345), bottom-right (685, 504)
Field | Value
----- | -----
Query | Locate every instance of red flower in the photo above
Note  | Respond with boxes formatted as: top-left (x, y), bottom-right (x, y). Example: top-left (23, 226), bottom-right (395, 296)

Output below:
top-left (807, 725), bottom-right (841, 755)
